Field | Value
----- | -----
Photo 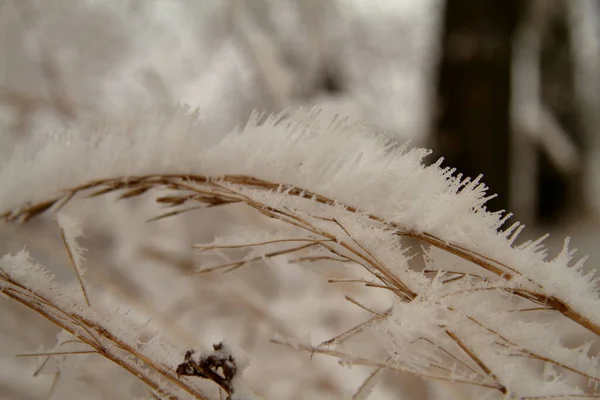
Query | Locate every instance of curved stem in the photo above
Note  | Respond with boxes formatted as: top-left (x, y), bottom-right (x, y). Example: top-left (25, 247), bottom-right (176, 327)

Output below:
top-left (3, 175), bottom-right (599, 338)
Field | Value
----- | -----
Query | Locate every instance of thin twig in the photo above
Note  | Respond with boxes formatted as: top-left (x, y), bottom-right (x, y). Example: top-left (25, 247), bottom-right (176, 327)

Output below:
top-left (344, 296), bottom-right (386, 317)
top-left (58, 224), bottom-right (91, 307)
top-left (193, 242), bottom-right (320, 274)
top-left (319, 313), bottom-right (389, 348)
top-left (271, 337), bottom-right (504, 391)
top-left (193, 237), bottom-right (325, 252)
top-left (17, 350), bottom-right (98, 358)
top-left (352, 365), bottom-right (383, 400)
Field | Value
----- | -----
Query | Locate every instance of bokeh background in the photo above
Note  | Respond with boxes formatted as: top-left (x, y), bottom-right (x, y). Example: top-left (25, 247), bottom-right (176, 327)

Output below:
top-left (1, 1), bottom-right (599, 399)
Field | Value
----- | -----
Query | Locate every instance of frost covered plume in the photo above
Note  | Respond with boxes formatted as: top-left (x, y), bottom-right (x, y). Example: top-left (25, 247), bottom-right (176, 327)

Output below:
top-left (1, 108), bottom-right (600, 399)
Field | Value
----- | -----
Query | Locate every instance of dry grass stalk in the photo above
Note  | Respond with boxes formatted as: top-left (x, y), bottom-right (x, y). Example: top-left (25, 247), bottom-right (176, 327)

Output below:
top-left (2, 172), bottom-right (600, 398)
top-left (3, 173), bottom-right (598, 336)
top-left (0, 264), bottom-right (210, 400)
top-left (270, 337), bottom-right (503, 391)
top-left (57, 221), bottom-right (91, 307)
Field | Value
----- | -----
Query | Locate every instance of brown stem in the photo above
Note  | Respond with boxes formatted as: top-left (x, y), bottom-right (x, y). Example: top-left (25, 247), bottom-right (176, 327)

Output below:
top-left (3, 174), bottom-right (599, 336)
top-left (444, 330), bottom-right (506, 394)
top-left (0, 281), bottom-right (209, 400)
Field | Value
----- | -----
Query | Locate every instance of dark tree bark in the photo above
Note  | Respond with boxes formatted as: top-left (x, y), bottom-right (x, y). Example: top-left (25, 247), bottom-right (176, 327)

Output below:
top-left (435, 0), bottom-right (521, 213)
top-left (538, 2), bottom-right (582, 223)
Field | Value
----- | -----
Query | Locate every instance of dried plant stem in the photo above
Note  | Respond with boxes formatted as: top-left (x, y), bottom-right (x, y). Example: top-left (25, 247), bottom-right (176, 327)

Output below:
top-left (344, 295), bottom-right (386, 317)
top-left (58, 224), bottom-right (91, 307)
top-left (271, 337), bottom-right (504, 392)
top-left (465, 315), bottom-right (600, 384)
top-left (0, 271), bottom-right (209, 400)
top-left (193, 237), bottom-right (325, 252)
top-left (319, 313), bottom-right (389, 348)
top-left (3, 173), bottom-right (595, 336)
top-left (195, 241), bottom-right (327, 274)
top-left (444, 330), bottom-right (504, 393)
top-left (352, 365), bottom-right (383, 400)
top-left (17, 350), bottom-right (98, 357)
top-left (3, 173), bottom-right (600, 396)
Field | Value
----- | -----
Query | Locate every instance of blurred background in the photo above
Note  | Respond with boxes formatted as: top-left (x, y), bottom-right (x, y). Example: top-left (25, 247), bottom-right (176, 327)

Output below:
top-left (1, 1), bottom-right (599, 399)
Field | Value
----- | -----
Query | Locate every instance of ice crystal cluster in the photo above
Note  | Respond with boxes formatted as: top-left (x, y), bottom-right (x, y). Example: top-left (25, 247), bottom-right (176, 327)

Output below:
top-left (1, 108), bottom-right (600, 399)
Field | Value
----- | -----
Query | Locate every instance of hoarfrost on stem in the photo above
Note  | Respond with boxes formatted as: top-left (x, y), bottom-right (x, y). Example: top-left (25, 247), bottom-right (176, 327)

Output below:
top-left (1, 107), bottom-right (600, 398)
